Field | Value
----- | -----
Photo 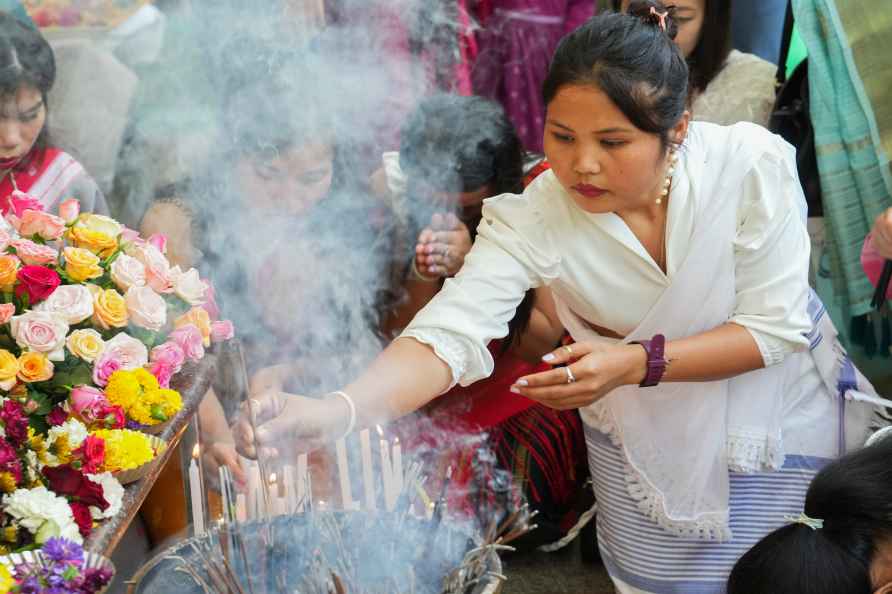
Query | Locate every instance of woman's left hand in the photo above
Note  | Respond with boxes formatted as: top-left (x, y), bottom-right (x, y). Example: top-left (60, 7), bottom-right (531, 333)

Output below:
top-left (415, 213), bottom-right (472, 277)
top-left (510, 341), bottom-right (647, 409)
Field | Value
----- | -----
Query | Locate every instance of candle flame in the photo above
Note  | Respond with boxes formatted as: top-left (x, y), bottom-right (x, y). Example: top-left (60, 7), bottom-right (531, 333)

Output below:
top-left (376, 424), bottom-right (383, 437)
top-left (269, 472), bottom-right (277, 484)
top-left (394, 437), bottom-right (400, 445)
top-left (192, 444), bottom-right (200, 458)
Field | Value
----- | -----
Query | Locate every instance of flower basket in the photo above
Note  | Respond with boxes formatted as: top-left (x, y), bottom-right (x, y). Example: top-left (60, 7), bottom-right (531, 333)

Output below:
top-left (0, 548), bottom-right (115, 594)
top-left (137, 417), bottom-right (174, 436)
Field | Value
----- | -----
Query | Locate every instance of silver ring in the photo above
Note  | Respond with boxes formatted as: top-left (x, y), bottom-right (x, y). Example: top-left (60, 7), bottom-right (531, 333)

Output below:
top-left (565, 367), bottom-right (576, 384)
top-left (564, 345), bottom-right (573, 356)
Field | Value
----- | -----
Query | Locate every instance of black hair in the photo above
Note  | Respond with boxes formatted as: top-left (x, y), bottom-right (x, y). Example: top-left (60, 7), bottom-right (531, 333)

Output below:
top-left (610, 0), bottom-right (732, 93)
top-left (398, 94), bottom-right (534, 352)
top-left (543, 1), bottom-right (688, 150)
top-left (0, 11), bottom-right (55, 156)
top-left (727, 434), bottom-right (892, 594)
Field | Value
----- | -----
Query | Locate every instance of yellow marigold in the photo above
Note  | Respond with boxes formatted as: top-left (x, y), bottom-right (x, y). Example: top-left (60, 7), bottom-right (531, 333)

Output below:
top-left (92, 428), bottom-right (154, 472)
top-left (130, 388), bottom-right (183, 426)
top-left (104, 369), bottom-right (142, 411)
top-left (133, 367), bottom-right (160, 392)
top-left (175, 307), bottom-right (212, 346)
top-left (0, 255), bottom-right (19, 289)
top-left (0, 560), bottom-right (12, 593)
top-left (67, 226), bottom-right (118, 258)
top-left (17, 351), bottom-right (53, 383)
top-left (0, 349), bottom-right (18, 391)
top-left (92, 288), bottom-right (128, 330)
top-left (0, 472), bottom-right (16, 494)
top-left (63, 246), bottom-right (103, 282)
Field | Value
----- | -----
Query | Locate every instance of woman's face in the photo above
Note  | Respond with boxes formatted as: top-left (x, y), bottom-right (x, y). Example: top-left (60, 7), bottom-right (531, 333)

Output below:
top-left (872, 539), bottom-right (892, 594)
top-left (0, 85), bottom-right (46, 169)
top-left (621, 0), bottom-right (706, 58)
top-left (543, 84), bottom-right (687, 215)
top-left (236, 141), bottom-right (334, 217)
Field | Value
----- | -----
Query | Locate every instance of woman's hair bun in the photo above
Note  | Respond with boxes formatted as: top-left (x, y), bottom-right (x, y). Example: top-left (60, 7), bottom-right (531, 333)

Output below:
top-left (627, 0), bottom-right (679, 41)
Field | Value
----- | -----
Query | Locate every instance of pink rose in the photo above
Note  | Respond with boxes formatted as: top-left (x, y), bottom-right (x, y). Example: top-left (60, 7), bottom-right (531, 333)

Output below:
top-left (120, 227), bottom-right (140, 244)
top-left (0, 303), bottom-right (14, 324)
top-left (10, 238), bottom-right (59, 266)
top-left (168, 324), bottom-right (204, 362)
top-left (147, 233), bottom-right (167, 254)
top-left (7, 191), bottom-right (43, 218)
top-left (109, 253), bottom-right (146, 292)
top-left (150, 341), bottom-right (185, 372)
top-left (146, 360), bottom-right (175, 388)
top-left (58, 199), bottom-right (80, 224)
top-left (35, 284), bottom-right (94, 324)
top-left (103, 332), bottom-right (148, 370)
top-left (210, 320), bottom-right (234, 342)
top-left (201, 283), bottom-right (220, 320)
top-left (70, 385), bottom-right (110, 425)
top-left (92, 350), bottom-right (122, 387)
top-left (16, 210), bottom-right (66, 241)
top-left (124, 286), bottom-right (167, 331)
top-left (133, 244), bottom-right (172, 293)
top-left (9, 310), bottom-right (69, 361)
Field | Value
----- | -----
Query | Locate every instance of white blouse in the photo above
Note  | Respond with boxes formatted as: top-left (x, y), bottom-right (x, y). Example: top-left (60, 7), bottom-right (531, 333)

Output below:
top-left (401, 122), bottom-right (813, 388)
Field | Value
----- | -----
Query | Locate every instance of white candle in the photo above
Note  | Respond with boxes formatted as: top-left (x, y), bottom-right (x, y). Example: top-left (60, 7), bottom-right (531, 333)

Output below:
top-left (236, 494), bottom-right (247, 522)
top-left (377, 426), bottom-right (394, 510)
top-left (359, 429), bottom-right (376, 511)
top-left (219, 466), bottom-right (230, 523)
top-left (268, 473), bottom-right (278, 515)
top-left (246, 463), bottom-right (261, 519)
top-left (335, 438), bottom-right (355, 510)
top-left (283, 465), bottom-right (295, 513)
top-left (188, 457), bottom-right (205, 535)
top-left (296, 454), bottom-right (308, 511)
top-left (392, 438), bottom-right (403, 499)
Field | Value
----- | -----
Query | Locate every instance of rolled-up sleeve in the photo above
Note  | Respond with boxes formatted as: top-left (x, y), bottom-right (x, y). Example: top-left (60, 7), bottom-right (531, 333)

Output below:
top-left (401, 192), bottom-right (560, 389)
top-left (731, 144), bottom-right (812, 366)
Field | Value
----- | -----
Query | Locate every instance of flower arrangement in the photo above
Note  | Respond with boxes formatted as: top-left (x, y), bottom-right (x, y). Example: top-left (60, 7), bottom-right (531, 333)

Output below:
top-left (0, 537), bottom-right (114, 593)
top-left (0, 191), bottom-right (233, 550)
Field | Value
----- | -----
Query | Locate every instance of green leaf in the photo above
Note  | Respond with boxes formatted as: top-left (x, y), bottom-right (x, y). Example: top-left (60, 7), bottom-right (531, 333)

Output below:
top-left (128, 326), bottom-right (158, 349)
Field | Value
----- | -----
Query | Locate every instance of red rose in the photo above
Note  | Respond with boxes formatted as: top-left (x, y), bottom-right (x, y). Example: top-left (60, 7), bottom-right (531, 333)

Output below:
top-left (76, 436), bottom-right (107, 475)
top-left (15, 265), bottom-right (61, 304)
top-left (43, 464), bottom-right (108, 510)
top-left (70, 502), bottom-right (93, 539)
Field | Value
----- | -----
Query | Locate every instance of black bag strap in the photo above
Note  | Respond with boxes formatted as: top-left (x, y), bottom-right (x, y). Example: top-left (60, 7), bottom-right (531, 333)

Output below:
top-left (776, 0), bottom-right (796, 85)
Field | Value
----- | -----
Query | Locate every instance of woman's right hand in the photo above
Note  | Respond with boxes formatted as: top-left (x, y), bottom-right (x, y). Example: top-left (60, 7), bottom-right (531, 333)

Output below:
top-left (872, 207), bottom-right (892, 259)
top-left (415, 213), bottom-right (472, 278)
top-left (233, 390), bottom-right (349, 461)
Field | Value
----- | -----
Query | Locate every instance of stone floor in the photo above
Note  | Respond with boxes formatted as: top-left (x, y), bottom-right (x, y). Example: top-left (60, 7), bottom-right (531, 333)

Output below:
top-left (502, 540), bottom-right (614, 594)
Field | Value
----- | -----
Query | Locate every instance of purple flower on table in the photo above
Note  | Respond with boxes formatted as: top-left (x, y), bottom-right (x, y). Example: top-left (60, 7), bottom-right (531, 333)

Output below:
top-left (82, 567), bottom-right (114, 592)
top-left (42, 537), bottom-right (85, 566)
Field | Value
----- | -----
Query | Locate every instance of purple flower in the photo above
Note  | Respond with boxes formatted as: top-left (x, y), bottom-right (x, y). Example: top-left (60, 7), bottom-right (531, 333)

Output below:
top-left (82, 567), bottom-right (114, 593)
top-left (42, 537), bottom-right (85, 566)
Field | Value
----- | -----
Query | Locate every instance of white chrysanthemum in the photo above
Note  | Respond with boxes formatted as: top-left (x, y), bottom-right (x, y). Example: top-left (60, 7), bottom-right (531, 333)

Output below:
top-left (47, 418), bottom-right (88, 451)
top-left (86, 472), bottom-right (124, 520)
top-left (2, 486), bottom-right (83, 544)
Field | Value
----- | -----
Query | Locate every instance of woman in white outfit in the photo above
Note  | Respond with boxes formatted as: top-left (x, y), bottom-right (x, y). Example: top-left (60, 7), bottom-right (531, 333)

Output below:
top-left (235, 2), bottom-right (885, 592)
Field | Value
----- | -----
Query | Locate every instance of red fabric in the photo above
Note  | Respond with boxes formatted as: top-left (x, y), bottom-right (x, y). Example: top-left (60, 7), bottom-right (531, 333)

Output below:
top-left (0, 147), bottom-right (59, 214)
top-left (862, 233), bottom-right (892, 300)
top-left (523, 159), bottom-right (552, 187)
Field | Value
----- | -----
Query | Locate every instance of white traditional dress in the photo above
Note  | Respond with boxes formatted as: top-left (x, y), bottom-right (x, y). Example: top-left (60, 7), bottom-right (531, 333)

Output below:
top-left (400, 122), bottom-right (884, 593)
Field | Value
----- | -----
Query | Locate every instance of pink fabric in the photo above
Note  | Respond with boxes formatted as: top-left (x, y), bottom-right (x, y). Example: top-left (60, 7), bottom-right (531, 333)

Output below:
top-left (471, 0), bottom-right (596, 151)
top-left (861, 233), bottom-right (892, 299)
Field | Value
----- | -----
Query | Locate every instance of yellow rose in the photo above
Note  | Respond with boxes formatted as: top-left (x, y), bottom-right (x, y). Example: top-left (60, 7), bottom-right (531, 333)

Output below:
top-left (0, 349), bottom-right (18, 391)
top-left (77, 213), bottom-right (123, 238)
top-left (67, 227), bottom-right (118, 258)
top-left (92, 289), bottom-right (128, 330)
top-left (0, 255), bottom-right (19, 290)
top-left (175, 307), bottom-right (212, 346)
top-left (66, 329), bottom-right (106, 363)
top-left (63, 247), bottom-right (103, 282)
top-left (17, 351), bottom-right (53, 383)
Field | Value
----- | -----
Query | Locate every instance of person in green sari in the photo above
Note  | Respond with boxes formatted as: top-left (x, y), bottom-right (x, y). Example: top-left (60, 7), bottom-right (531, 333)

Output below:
top-left (0, 1), bottom-right (33, 27)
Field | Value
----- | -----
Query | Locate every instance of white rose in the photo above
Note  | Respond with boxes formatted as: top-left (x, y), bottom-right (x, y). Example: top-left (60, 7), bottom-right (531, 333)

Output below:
top-left (76, 213), bottom-right (122, 238)
top-left (65, 329), bottom-right (106, 363)
top-left (125, 286), bottom-right (167, 332)
top-left (170, 266), bottom-right (208, 306)
top-left (110, 253), bottom-right (147, 292)
top-left (9, 311), bottom-right (69, 361)
top-left (87, 472), bottom-right (124, 519)
top-left (2, 486), bottom-right (83, 544)
top-left (35, 284), bottom-right (94, 325)
top-left (134, 244), bottom-right (172, 293)
top-left (104, 332), bottom-right (149, 370)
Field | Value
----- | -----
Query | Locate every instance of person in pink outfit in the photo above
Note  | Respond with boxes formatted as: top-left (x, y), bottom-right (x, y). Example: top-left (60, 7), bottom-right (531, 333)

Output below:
top-left (472, 0), bottom-right (595, 152)
top-left (862, 207), bottom-right (892, 300)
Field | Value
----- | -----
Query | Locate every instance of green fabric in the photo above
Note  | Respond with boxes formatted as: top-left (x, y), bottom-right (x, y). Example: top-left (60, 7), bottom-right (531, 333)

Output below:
top-left (0, 0), bottom-right (33, 27)
top-left (785, 25), bottom-right (807, 78)
top-left (793, 0), bottom-right (892, 319)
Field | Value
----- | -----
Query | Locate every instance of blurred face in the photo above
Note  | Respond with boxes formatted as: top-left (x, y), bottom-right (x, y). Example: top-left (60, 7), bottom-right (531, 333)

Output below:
top-left (620, 0), bottom-right (706, 57)
top-left (543, 84), bottom-right (688, 215)
top-left (0, 85), bottom-right (46, 169)
top-left (872, 539), bottom-right (892, 594)
top-left (413, 180), bottom-right (493, 221)
top-left (236, 142), bottom-right (334, 217)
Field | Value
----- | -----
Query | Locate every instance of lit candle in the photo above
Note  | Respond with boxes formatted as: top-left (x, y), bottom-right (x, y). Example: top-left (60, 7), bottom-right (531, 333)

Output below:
top-left (377, 425), bottom-right (394, 510)
top-left (359, 429), bottom-right (376, 511)
top-left (296, 454), bottom-right (308, 511)
top-left (247, 463), bottom-right (262, 519)
top-left (283, 465), bottom-right (295, 513)
top-left (392, 437), bottom-right (403, 499)
top-left (335, 438), bottom-right (355, 510)
top-left (236, 493), bottom-right (247, 522)
top-left (188, 445), bottom-right (205, 535)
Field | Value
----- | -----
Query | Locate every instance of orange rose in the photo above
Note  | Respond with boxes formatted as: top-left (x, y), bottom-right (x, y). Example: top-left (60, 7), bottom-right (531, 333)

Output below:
top-left (175, 307), bottom-right (212, 346)
top-left (92, 288), bottom-right (128, 330)
top-left (0, 255), bottom-right (19, 290)
top-left (17, 351), bottom-right (53, 383)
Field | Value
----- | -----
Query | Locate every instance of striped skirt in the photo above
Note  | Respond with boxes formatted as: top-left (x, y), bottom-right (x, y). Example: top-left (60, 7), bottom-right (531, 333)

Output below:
top-left (586, 428), bottom-right (829, 594)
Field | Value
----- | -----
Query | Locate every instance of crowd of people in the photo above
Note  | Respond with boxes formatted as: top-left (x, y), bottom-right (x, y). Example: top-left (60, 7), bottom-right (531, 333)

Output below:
top-left (1, 1), bottom-right (891, 593)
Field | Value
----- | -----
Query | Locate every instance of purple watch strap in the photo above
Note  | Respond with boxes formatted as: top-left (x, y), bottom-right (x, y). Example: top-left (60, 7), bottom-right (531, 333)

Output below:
top-left (632, 334), bottom-right (667, 387)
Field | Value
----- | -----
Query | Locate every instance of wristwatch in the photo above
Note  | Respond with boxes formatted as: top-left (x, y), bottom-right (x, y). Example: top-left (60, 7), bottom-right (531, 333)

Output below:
top-left (631, 334), bottom-right (668, 387)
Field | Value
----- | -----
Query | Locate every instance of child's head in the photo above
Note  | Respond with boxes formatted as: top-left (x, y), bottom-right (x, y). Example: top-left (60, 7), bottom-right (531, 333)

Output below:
top-left (727, 435), bottom-right (892, 594)
top-left (0, 12), bottom-right (55, 167)
top-left (399, 94), bottom-right (523, 222)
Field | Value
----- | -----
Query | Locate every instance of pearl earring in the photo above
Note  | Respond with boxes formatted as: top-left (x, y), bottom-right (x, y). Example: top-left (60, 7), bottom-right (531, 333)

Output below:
top-left (657, 149), bottom-right (677, 206)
